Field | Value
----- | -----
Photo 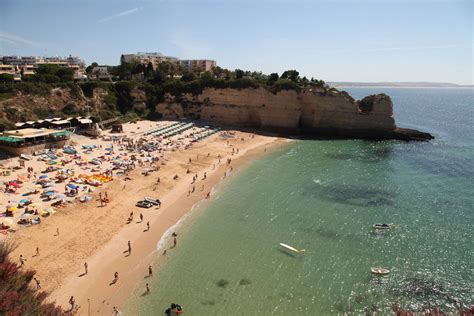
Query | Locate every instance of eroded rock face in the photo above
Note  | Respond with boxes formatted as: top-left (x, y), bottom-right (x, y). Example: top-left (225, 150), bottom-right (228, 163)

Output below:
top-left (153, 87), bottom-right (427, 140)
top-left (0, 87), bottom-right (88, 124)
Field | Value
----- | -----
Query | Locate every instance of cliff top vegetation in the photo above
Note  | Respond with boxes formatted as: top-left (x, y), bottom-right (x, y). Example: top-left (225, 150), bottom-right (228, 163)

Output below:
top-left (0, 62), bottom-right (332, 126)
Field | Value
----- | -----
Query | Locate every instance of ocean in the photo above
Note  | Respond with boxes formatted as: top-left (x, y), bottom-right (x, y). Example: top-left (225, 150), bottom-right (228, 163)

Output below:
top-left (125, 88), bottom-right (473, 315)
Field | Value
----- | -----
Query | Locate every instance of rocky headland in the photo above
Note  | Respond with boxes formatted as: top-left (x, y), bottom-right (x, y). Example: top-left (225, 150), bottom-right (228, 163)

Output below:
top-left (155, 87), bottom-right (433, 141)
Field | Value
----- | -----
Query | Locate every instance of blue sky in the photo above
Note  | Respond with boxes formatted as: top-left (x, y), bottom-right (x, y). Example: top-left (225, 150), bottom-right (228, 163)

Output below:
top-left (0, 0), bottom-right (472, 84)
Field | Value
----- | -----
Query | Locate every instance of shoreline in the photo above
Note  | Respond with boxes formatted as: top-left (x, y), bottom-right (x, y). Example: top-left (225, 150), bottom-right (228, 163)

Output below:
top-left (124, 138), bottom-right (288, 311)
top-left (40, 131), bottom-right (285, 313)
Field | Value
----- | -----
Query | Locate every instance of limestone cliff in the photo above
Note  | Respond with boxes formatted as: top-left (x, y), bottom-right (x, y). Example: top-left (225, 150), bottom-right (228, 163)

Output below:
top-left (0, 84), bottom-right (432, 141)
top-left (155, 87), bottom-right (432, 140)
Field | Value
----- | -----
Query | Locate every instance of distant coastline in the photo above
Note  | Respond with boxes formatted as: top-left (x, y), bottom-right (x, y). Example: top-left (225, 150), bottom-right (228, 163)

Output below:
top-left (329, 82), bottom-right (474, 88)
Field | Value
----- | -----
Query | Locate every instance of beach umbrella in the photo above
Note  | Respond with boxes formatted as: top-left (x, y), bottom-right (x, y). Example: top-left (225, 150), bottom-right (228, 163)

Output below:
top-left (7, 206), bottom-right (17, 212)
top-left (45, 191), bottom-right (55, 196)
top-left (9, 182), bottom-right (20, 188)
top-left (39, 175), bottom-right (48, 179)
top-left (20, 199), bottom-right (29, 204)
top-left (67, 183), bottom-right (78, 189)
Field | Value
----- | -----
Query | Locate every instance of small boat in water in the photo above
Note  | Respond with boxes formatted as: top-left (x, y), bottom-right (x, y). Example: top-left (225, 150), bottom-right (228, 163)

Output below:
top-left (371, 267), bottom-right (390, 275)
top-left (372, 223), bottom-right (393, 230)
top-left (279, 243), bottom-right (305, 254)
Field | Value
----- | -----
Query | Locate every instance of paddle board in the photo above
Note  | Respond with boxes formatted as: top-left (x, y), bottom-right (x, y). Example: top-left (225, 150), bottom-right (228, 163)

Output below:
top-left (280, 243), bottom-right (305, 253)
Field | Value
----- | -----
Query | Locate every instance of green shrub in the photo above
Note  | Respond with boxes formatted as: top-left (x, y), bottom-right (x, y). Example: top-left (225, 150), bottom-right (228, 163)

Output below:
top-left (271, 79), bottom-right (301, 93)
top-left (0, 241), bottom-right (64, 315)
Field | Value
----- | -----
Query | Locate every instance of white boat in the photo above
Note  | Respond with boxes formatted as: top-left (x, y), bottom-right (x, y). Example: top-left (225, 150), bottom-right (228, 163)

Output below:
top-left (372, 223), bottom-right (393, 230)
top-left (279, 243), bottom-right (305, 254)
top-left (371, 267), bottom-right (390, 275)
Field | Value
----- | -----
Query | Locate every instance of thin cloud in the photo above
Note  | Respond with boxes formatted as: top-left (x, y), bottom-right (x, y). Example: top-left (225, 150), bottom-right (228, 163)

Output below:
top-left (0, 30), bottom-right (40, 46)
top-left (98, 7), bottom-right (142, 23)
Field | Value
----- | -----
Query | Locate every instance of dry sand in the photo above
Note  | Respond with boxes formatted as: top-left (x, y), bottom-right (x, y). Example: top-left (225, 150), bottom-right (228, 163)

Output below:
top-left (1, 120), bottom-right (283, 314)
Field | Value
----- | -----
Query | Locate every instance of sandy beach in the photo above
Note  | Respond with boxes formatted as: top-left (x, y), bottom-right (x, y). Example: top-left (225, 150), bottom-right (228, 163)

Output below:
top-left (0, 120), bottom-right (282, 314)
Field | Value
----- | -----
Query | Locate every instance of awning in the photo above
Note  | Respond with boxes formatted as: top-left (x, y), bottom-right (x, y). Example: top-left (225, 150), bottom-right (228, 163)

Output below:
top-left (51, 120), bottom-right (71, 125)
top-left (79, 119), bottom-right (93, 124)
top-left (0, 136), bottom-right (24, 143)
top-left (52, 131), bottom-right (73, 137)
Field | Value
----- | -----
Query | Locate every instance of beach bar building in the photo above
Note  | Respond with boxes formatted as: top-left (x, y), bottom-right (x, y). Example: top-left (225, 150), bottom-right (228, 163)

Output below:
top-left (0, 128), bottom-right (72, 155)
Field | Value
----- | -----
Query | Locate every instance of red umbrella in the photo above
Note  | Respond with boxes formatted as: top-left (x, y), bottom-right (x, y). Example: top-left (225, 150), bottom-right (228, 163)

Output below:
top-left (8, 182), bottom-right (20, 188)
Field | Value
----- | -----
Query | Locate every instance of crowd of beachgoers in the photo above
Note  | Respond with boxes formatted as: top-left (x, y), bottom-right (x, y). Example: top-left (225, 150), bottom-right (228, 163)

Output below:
top-left (0, 121), bottom-right (219, 234)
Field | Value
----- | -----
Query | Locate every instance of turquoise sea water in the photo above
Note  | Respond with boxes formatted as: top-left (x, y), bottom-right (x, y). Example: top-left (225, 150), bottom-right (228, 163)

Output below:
top-left (126, 88), bottom-right (473, 315)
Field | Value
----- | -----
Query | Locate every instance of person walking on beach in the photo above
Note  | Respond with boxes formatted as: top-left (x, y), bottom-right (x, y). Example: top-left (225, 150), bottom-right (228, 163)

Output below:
top-left (128, 240), bottom-right (131, 255)
top-left (55, 228), bottom-right (59, 236)
top-left (146, 221), bottom-right (150, 231)
top-left (148, 265), bottom-right (153, 277)
top-left (139, 213), bottom-right (143, 223)
top-left (203, 172), bottom-right (207, 180)
top-left (35, 247), bottom-right (40, 257)
top-left (19, 254), bottom-right (25, 267)
top-left (113, 306), bottom-right (120, 315)
top-left (84, 262), bottom-right (88, 275)
top-left (113, 272), bottom-right (119, 283)
top-left (69, 296), bottom-right (75, 311)
top-left (145, 283), bottom-right (150, 294)
top-left (33, 277), bottom-right (41, 289)
top-left (173, 237), bottom-right (177, 248)
top-left (192, 185), bottom-right (195, 193)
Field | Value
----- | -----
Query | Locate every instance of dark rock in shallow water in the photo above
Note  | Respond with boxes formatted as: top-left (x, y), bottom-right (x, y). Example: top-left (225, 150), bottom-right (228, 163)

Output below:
top-left (216, 279), bottom-right (229, 288)
top-left (239, 278), bottom-right (251, 286)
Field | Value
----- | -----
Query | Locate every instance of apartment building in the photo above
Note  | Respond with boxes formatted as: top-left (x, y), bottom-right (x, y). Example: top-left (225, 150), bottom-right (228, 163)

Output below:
top-left (121, 52), bottom-right (216, 72)
top-left (0, 64), bottom-right (21, 81)
top-left (0, 55), bottom-right (86, 80)
top-left (121, 52), bottom-right (179, 70)
top-left (178, 59), bottom-right (216, 72)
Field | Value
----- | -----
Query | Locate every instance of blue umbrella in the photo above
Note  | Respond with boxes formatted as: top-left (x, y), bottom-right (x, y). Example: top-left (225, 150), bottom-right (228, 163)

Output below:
top-left (46, 191), bottom-right (54, 196)
top-left (39, 175), bottom-right (48, 179)
top-left (67, 184), bottom-right (78, 189)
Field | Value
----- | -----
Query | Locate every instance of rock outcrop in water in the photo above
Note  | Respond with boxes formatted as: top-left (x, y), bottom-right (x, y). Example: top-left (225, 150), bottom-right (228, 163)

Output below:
top-left (155, 87), bottom-right (433, 141)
